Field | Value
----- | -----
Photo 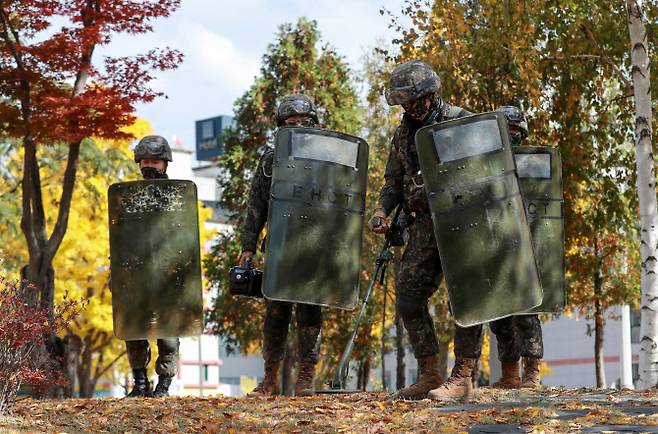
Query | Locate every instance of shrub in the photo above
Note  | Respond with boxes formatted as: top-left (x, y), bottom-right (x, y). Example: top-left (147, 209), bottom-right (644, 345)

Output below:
top-left (0, 276), bottom-right (81, 413)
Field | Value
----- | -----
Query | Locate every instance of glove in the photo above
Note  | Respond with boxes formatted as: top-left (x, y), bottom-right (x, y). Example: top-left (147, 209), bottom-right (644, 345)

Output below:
top-left (368, 207), bottom-right (389, 234)
top-left (238, 251), bottom-right (254, 267)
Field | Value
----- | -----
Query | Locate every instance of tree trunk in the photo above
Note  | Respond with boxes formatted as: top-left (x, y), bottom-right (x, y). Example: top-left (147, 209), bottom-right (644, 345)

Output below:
top-left (78, 344), bottom-right (95, 398)
top-left (281, 338), bottom-right (296, 396)
top-left (594, 257), bottom-right (607, 388)
top-left (395, 307), bottom-right (406, 389)
top-left (357, 358), bottom-right (371, 391)
top-left (627, 0), bottom-right (658, 390)
top-left (64, 334), bottom-right (82, 398)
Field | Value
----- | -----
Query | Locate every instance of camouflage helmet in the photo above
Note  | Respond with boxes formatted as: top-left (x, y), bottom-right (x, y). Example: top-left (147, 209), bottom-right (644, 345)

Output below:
top-left (496, 106), bottom-right (528, 139)
top-left (133, 135), bottom-right (173, 163)
top-left (385, 60), bottom-right (441, 106)
top-left (276, 94), bottom-right (319, 126)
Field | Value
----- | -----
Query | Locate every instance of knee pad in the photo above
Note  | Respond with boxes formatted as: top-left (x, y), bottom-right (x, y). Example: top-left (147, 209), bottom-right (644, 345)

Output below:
top-left (157, 338), bottom-right (179, 355)
top-left (396, 293), bottom-right (425, 320)
top-left (297, 304), bottom-right (322, 327)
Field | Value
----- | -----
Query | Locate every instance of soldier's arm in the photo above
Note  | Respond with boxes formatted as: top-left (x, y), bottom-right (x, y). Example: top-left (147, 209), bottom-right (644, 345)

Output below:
top-left (240, 151), bottom-right (273, 254)
top-left (377, 137), bottom-right (404, 216)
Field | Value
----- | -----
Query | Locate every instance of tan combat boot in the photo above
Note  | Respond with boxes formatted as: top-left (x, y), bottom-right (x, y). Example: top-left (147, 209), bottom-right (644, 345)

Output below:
top-left (492, 360), bottom-right (522, 389)
top-left (247, 360), bottom-right (281, 397)
top-left (521, 357), bottom-right (541, 388)
top-left (294, 362), bottom-right (316, 397)
top-left (392, 355), bottom-right (443, 400)
top-left (428, 358), bottom-right (476, 402)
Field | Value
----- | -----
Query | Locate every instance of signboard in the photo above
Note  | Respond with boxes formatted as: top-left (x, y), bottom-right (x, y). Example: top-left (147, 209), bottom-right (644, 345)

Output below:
top-left (195, 115), bottom-right (234, 161)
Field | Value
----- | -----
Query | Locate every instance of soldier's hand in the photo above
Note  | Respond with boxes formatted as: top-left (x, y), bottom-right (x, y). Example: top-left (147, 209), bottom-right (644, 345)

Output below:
top-left (239, 251), bottom-right (254, 267)
top-left (368, 208), bottom-right (389, 234)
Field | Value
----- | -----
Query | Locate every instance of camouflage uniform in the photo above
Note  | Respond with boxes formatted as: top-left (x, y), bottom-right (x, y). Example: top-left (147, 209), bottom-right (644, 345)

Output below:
top-left (126, 338), bottom-right (180, 377)
top-left (241, 149), bottom-right (322, 365)
top-left (489, 315), bottom-right (543, 361)
top-left (453, 315), bottom-right (544, 363)
top-left (380, 104), bottom-right (471, 359)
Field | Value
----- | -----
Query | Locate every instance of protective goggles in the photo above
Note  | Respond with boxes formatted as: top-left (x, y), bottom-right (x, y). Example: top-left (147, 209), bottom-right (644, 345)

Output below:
top-left (385, 77), bottom-right (436, 106)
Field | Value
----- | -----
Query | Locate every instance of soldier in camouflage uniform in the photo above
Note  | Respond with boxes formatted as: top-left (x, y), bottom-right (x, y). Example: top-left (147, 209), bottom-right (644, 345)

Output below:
top-left (125, 135), bottom-right (180, 398)
top-left (490, 106), bottom-right (544, 390)
top-left (369, 60), bottom-right (472, 399)
top-left (238, 94), bottom-right (322, 397)
top-left (429, 106), bottom-right (544, 402)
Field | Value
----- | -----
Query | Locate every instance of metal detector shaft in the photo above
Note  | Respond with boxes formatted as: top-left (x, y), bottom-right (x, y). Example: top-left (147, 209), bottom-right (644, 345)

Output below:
top-left (330, 252), bottom-right (386, 389)
top-left (328, 206), bottom-right (402, 390)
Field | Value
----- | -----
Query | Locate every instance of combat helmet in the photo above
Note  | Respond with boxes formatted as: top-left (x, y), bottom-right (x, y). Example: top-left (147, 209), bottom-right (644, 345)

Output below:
top-left (133, 135), bottom-right (173, 163)
top-left (276, 94), bottom-right (319, 126)
top-left (496, 106), bottom-right (528, 139)
top-left (385, 60), bottom-right (441, 106)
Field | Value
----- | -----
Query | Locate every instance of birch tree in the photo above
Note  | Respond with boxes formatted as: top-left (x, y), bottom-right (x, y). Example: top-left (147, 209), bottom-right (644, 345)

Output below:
top-left (627, 0), bottom-right (658, 389)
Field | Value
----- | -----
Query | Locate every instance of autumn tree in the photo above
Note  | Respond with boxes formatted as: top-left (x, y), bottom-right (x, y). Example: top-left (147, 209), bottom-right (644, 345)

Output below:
top-left (0, 1), bottom-right (182, 332)
top-left (383, 0), bottom-right (657, 386)
top-left (205, 18), bottom-right (397, 390)
top-left (626, 0), bottom-right (658, 389)
top-left (1, 119), bottom-right (144, 397)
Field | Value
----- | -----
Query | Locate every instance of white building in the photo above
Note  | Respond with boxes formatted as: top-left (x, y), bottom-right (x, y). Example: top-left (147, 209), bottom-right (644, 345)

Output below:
top-left (165, 144), bottom-right (263, 397)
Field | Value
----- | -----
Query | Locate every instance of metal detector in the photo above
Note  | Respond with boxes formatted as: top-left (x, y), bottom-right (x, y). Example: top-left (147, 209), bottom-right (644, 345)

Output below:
top-left (318, 206), bottom-right (407, 393)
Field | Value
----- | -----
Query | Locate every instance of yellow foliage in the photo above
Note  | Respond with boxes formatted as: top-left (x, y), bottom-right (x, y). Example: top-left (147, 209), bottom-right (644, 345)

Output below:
top-left (0, 118), bottom-right (215, 394)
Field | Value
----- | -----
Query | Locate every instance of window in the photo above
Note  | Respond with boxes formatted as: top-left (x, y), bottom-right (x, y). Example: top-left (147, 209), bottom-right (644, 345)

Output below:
top-left (631, 309), bottom-right (641, 344)
top-left (219, 377), bottom-right (240, 385)
top-left (201, 120), bottom-right (214, 140)
top-left (515, 153), bottom-right (551, 179)
top-left (432, 118), bottom-right (502, 162)
top-left (291, 132), bottom-right (359, 168)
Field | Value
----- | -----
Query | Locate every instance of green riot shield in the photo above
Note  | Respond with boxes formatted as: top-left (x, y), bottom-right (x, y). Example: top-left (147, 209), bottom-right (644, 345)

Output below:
top-left (263, 127), bottom-right (369, 310)
top-left (108, 180), bottom-right (203, 340)
top-left (513, 146), bottom-right (565, 314)
top-left (415, 112), bottom-right (543, 327)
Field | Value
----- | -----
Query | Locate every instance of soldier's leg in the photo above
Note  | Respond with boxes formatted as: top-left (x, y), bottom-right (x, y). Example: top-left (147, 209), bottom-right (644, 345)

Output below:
top-left (516, 314), bottom-right (543, 388)
top-left (125, 340), bottom-right (152, 397)
top-left (249, 300), bottom-right (293, 397)
top-left (489, 317), bottom-right (521, 388)
top-left (516, 315), bottom-right (543, 359)
top-left (428, 324), bottom-right (481, 401)
top-left (155, 338), bottom-right (180, 377)
top-left (263, 301), bottom-right (294, 362)
top-left (294, 304), bottom-right (322, 396)
top-left (393, 218), bottom-right (444, 399)
top-left (152, 338), bottom-right (180, 397)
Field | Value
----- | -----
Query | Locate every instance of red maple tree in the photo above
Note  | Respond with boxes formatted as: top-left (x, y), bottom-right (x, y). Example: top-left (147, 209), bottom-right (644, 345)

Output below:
top-left (0, 1), bottom-right (182, 315)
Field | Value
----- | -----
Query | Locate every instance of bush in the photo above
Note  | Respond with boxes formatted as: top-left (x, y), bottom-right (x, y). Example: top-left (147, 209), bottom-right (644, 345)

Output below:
top-left (0, 276), bottom-right (81, 413)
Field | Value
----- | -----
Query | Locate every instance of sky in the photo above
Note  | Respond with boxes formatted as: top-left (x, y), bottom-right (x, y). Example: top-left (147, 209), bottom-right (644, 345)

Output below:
top-left (97, 0), bottom-right (408, 157)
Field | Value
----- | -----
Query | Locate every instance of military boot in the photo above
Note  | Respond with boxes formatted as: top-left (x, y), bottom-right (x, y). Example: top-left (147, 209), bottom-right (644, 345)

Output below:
top-left (152, 375), bottom-right (173, 397)
top-left (126, 368), bottom-right (152, 398)
top-left (295, 362), bottom-right (316, 397)
top-left (392, 355), bottom-right (443, 400)
top-left (428, 358), bottom-right (476, 402)
top-left (521, 357), bottom-right (542, 388)
top-left (247, 360), bottom-right (281, 397)
top-left (492, 360), bottom-right (522, 389)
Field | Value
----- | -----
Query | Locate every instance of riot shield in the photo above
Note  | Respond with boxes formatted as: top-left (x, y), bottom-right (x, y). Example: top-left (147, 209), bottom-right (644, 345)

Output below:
top-left (263, 127), bottom-right (369, 310)
top-left (108, 180), bottom-right (203, 340)
top-left (415, 112), bottom-right (543, 327)
top-left (513, 146), bottom-right (565, 314)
